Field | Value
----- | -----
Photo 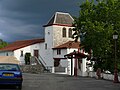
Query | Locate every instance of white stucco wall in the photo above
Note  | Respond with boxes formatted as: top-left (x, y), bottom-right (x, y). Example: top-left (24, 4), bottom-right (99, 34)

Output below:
top-left (44, 26), bottom-right (54, 67)
top-left (53, 48), bottom-right (79, 75)
top-left (0, 42), bottom-right (47, 66)
top-left (53, 48), bottom-right (91, 76)
top-left (44, 25), bottom-right (75, 68)
top-left (39, 43), bottom-right (47, 66)
top-left (0, 51), bottom-right (14, 56)
top-left (53, 49), bottom-right (67, 58)
top-left (14, 43), bottom-right (41, 65)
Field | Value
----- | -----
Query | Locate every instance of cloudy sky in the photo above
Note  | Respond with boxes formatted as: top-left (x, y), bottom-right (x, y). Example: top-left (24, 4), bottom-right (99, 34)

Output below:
top-left (0, 0), bottom-right (83, 42)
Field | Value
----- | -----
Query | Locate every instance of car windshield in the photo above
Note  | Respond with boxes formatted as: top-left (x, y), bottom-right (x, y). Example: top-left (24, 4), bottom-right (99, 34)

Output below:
top-left (0, 64), bottom-right (20, 71)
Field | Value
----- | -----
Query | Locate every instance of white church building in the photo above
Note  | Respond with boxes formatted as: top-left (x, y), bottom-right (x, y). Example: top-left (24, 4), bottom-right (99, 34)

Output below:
top-left (0, 12), bottom-right (92, 76)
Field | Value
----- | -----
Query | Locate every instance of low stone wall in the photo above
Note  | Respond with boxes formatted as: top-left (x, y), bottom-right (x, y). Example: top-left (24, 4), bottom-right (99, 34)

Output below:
top-left (20, 65), bottom-right (44, 74)
top-left (89, 71), bottom-right (120, 81)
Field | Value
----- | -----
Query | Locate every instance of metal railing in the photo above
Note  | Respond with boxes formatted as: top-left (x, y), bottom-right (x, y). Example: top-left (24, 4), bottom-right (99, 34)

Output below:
top-left (38, 54), bottom-right (46, 66)
top-left (30, 55), bottom-right (49, 72)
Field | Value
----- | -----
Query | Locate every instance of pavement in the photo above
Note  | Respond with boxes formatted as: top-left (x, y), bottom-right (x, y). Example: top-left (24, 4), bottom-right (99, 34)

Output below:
top-left (22, 73), bottom-right (120, 90)
top-left (0, 73), bottom-right (119, 90)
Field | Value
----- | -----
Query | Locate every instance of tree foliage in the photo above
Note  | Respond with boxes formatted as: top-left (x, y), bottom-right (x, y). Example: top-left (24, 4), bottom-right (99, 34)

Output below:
top-left (25, 53), bottom-right (31, 65)
top-left (73, 0), bottom-right (120, 73)
top-left (0, 39), bottom-right (8, 49)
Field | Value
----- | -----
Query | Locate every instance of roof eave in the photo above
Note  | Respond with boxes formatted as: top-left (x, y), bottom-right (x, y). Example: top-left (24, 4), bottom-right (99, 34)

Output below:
top-left (0, 50), bottom-right (13, 52)
top-left (43, 24), bottom-right (73, 27)
top-left (52, 47), bottom-right (67, 49)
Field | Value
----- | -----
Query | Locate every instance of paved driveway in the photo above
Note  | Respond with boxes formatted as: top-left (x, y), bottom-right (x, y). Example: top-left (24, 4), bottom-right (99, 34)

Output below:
top-left (23, 73), bottom-right (120, 90)
top-left (0, 73), bottom-right (120, 90)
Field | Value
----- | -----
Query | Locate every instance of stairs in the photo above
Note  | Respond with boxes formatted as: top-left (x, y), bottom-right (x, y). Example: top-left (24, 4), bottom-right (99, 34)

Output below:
top-left (30, 56), bottom-right (49, 72)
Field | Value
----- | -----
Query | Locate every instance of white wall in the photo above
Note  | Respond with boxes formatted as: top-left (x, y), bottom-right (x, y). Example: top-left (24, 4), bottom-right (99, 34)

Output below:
top-left (44, 26), bottom-right (54, 67)
top-left (44, 25), bottom-right (75, 68)
top-left (0, 43), bottom-right (47, 66)
top-left (53, 48), bottom-right (79, 75)
top-left (0, 51), bottom-right (14, 56)
top-left (53, 49), bottom-right (67, 58)
top-left (14, 43), bottom-right (41, 65)
top-left (39, 42), bottom-right (47, 66)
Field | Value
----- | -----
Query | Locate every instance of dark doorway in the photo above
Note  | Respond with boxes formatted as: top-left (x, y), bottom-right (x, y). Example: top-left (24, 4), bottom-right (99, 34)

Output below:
top-left (34, 50), bottom-right (39, 58)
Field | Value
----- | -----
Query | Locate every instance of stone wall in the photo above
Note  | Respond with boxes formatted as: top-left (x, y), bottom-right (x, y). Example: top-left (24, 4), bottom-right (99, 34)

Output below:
top-left (88, 71), bottom-right (120, 81)
top-left (20, 65), bottom-right (44, 74)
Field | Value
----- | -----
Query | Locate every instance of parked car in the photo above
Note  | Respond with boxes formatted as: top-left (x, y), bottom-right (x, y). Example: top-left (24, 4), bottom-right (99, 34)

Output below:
top-left (0, 63), bottom-right (23, 89)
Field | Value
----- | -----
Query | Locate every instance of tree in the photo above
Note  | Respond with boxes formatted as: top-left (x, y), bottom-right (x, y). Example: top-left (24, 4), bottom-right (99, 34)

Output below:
top-left (25, 53), bottom-right (31, 65)
top-left (0, 39), bottom-right (8, 48)
top-left (73, 0), bottom-right (120, 73)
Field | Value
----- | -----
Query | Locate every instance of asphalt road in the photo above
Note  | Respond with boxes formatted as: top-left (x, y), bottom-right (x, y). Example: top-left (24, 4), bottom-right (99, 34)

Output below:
top-left (23, 73), bottom-right (120, 90)
top-left (0, 73), bottom-right (120, 90)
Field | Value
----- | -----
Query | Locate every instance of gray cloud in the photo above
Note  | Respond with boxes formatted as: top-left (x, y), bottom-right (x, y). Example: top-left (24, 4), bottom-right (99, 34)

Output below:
top-left (0, 0), bottom-right (81, 42)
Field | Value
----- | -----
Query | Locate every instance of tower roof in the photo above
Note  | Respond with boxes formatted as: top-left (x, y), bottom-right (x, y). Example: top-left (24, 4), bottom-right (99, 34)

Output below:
top-left (44, 12), bottom-right (74, 27)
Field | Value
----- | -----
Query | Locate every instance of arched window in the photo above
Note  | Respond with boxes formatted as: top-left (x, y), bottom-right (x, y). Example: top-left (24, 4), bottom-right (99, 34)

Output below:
top-left (62, 27), bottom-right (66, 37)
top-left (68, 28), bottom-right (72, 38)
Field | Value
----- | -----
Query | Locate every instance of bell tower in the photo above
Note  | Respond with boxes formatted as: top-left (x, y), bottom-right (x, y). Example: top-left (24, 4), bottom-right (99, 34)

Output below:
top-left (43, 12), bottom-right (75, 69)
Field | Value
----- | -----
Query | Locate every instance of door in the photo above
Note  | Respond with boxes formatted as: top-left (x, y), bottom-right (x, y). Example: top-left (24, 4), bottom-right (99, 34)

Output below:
top-left (34, 50), bottom-right (39, 58)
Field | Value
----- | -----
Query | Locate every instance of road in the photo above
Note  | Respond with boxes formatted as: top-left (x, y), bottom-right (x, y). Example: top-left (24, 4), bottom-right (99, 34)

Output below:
top-left (0, 73), bottom-right (120, 90)
top-left (23, 73), bottom-right (120, 90)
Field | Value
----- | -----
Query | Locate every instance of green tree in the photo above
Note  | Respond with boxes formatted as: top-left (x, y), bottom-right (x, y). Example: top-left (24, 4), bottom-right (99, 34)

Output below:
top-left (73, 0), bottom-right (120, 73)
top-left (25, 53), bottom-right (31, 65)
top-left (0, 39), bottom-right (8, 48)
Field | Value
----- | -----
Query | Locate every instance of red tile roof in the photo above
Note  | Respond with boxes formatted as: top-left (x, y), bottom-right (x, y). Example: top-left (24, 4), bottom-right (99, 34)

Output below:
top-left (53, 41), bottom-right (80, 49)
top-left (64, 51), bottom-right (87, 58)
top-left (0, 38), bottom-right (45, 51)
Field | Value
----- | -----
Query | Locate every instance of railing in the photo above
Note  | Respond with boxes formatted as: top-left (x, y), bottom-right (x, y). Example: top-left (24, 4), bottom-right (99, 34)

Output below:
top-left (38, 54), bottom-right (46, 66)
top-left (30, 55), bottom-right (49, 72)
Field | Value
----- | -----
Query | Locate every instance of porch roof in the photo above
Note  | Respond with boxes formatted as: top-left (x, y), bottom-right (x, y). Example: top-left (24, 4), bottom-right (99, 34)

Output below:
top-left (53, 41), bottom-right (80, 49)
top-left (64, 51), bottom-right (87, 59)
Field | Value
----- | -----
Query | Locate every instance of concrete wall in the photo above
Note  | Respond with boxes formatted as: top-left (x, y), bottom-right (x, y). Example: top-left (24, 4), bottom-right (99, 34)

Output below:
top-left (88, 71), bottom-right (120, 81)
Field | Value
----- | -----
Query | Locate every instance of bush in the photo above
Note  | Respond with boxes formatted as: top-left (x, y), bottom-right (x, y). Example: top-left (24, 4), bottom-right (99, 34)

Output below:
top-left (25, 53), bottom-right (31, 65)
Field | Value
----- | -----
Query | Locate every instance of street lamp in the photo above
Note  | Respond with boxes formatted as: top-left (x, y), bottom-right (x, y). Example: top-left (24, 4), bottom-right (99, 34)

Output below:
top-left (113, 31), bottom-right (119, 83)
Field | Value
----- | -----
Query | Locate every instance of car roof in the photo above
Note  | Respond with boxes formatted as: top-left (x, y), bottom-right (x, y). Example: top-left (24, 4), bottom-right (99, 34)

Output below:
top-left (0, 63), bottom-right (18, 65)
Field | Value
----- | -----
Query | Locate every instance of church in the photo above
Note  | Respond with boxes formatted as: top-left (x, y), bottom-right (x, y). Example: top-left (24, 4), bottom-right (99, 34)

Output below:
top-left (0, 12), bottom-right (92, 76)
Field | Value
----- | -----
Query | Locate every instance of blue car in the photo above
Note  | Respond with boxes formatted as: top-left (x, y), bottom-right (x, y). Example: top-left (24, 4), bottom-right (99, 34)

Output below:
top-left (0, 63), bottom-right (23, 89)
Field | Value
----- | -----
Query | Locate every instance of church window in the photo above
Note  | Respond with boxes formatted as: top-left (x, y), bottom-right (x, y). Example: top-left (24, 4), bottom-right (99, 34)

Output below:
top-left (62, 27), bottom-right (66, 37)
top-left (68, 28), bottom-right (72, 38)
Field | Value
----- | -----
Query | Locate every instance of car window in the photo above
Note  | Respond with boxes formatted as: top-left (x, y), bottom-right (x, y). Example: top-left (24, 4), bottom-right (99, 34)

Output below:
top-left (0, 64), bottom-right (20, 71)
